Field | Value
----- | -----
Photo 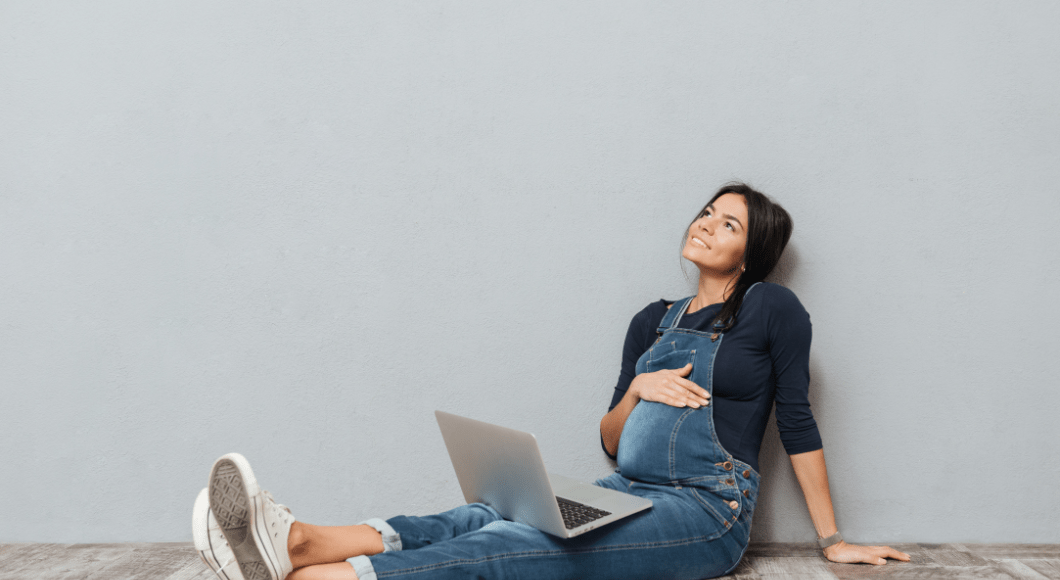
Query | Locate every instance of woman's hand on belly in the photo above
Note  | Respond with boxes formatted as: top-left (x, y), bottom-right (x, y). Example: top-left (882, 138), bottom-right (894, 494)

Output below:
top-left (631, 363), bottom-right (711, 409)
top-left (600, 363), bottom-right (711, 456)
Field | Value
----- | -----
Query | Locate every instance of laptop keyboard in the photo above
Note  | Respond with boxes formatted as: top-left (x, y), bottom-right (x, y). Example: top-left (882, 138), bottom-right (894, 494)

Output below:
top-left (556, 496), bottom-right (611, 529)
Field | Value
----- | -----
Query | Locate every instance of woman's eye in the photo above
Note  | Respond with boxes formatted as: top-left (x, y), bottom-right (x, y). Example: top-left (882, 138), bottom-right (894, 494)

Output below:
top-left (725, 222), bottom-right (734, 231)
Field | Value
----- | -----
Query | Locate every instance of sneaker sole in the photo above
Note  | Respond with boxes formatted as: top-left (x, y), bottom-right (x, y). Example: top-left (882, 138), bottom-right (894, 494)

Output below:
top-left (193, 488), bottom-right (244, 580)
top-left (209, 454), bottom-right (278, 580)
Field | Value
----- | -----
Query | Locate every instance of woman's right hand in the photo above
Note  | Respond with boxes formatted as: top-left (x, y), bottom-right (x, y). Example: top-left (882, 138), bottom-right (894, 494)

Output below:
top-left (630, 363), bottom-right (711, 409)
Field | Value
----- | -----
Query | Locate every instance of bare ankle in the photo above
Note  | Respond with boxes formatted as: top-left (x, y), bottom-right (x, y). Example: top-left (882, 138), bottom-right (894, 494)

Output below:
top-left (288, 521), bottom-right (312, 560)
top-left (357, 524), bottom-right (385, 556)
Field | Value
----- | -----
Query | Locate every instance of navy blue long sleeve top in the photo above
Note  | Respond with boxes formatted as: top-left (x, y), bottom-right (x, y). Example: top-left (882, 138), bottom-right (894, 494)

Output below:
top-left (605, 283), bottom-right (822, 472)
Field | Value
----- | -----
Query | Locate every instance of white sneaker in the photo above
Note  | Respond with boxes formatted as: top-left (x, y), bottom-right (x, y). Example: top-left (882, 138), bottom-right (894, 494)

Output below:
top-left (193, 488), bottom-right (245, 580)
top-left (209, 453), bottom-right (296, 580)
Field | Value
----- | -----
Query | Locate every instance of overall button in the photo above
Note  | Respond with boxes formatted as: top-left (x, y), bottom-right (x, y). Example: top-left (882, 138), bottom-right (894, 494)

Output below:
top-left (722, 462), bottom-right (733, 471)
top-left (726, 479), bottom-right (734, 486)
top-left (743, 470), bottom-right (751, 478)
top-left (743, 489), bottom-right (750, 498)
top-left (728, 500), bottom-right (739, 510)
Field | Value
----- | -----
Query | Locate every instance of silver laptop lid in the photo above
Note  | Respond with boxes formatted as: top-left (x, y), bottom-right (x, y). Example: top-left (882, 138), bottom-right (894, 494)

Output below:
top-left (435, 410), bottom-right (568, 536)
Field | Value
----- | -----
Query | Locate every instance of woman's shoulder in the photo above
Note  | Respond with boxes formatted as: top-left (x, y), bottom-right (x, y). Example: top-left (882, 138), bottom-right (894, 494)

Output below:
top-left (746, 282), bottom-right (803, 308)
top-left (743, 282), bottom-right (810, 332)
top-left (620, 299), bottom-right (673, 354)
top-left (631, 298), bottom-right (672, 327)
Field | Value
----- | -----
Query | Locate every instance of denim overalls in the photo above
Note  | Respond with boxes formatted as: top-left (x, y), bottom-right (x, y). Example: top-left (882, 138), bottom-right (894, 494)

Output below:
top-left (615, 292), bottom-right (761, 535)
top-left (350, 294), bottom-right (761, 580)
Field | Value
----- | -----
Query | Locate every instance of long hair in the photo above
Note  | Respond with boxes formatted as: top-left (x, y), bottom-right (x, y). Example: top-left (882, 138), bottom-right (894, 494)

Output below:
top-left (687, 183), bottom-right (793, 333)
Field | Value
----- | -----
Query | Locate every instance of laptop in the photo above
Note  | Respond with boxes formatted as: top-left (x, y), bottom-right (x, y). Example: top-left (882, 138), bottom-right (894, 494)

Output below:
top-left (435, 410), bottom-right (652, 538)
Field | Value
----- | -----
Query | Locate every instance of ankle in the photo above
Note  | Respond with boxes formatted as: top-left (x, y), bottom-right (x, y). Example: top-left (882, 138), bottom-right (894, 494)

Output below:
top-left (357, 524), bottom-right (386, 556)
top-left (288, 521), bottom-right (311, 559)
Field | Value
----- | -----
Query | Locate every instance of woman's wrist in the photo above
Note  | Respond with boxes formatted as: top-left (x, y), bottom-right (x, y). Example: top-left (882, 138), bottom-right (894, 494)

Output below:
top-left (817, 530), bottom-right (842, 549)
top-left (822, 540), bottom-right (846, 558)
top-left (626, 378), bottom-right (644, 402)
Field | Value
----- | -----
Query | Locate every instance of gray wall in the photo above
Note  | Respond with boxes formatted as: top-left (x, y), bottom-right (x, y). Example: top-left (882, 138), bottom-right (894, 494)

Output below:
top-left (2, 1), bottom-right (1058, 544)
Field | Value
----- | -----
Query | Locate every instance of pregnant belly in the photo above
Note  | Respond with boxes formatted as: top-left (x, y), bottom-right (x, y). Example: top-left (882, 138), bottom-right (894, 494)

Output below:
top-left (615, 401), bottom-right (691, 483)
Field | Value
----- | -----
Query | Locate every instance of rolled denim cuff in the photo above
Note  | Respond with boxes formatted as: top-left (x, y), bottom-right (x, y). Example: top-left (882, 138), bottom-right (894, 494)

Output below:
top-left (348, 555), bottom-right (376, 580)
top-left (359, 517), bottom-right (402, 552)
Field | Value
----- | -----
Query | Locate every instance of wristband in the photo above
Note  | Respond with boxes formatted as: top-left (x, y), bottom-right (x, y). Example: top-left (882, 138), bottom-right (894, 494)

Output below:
top-left (817, 531), bottom-right (843, 549)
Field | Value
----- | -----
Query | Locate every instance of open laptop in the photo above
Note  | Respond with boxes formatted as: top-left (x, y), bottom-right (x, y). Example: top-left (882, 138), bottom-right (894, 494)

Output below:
top-left (435, 410), bottom-right (652, 538)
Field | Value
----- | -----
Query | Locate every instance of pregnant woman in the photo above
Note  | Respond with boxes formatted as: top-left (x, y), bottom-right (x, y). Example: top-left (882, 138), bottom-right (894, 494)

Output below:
top-left (192, 183), bottom-right (909, 580)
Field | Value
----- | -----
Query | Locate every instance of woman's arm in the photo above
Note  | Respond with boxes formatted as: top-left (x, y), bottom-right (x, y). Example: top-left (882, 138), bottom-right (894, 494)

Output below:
top-left (789, 449), bottom-right (910, 565)
top-left (600, 363), bottom-right (709, 456)
top-left (600, 383), bottom-right (640, 457)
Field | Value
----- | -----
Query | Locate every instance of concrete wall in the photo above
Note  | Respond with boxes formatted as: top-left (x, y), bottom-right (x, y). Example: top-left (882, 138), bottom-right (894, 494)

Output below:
top-left (2, 1), bottom-right (1058, 543)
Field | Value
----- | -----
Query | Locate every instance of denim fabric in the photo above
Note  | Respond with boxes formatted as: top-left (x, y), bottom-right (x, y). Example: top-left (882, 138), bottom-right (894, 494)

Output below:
top-left (360, 518), bottom-right (402, 552)
top-left (353, 292), bottom-right (761, 580)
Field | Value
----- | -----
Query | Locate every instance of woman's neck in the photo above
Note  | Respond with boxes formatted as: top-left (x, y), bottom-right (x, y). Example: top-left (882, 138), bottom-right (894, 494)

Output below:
top-left (688, 272), bottom-right (740, 314)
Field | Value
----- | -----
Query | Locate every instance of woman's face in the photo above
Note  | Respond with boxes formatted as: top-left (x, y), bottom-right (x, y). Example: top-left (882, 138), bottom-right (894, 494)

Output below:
top-left (682, 193), bottom-right (748, 275)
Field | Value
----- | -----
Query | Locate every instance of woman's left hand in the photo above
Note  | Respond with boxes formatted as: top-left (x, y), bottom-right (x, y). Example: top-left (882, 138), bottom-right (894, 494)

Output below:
top-left (823, 541), bottom-right (910, 565)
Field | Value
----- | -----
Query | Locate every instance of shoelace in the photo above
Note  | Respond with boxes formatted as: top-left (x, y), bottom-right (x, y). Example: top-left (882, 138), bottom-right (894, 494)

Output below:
top-left (260, 490), bottom-right (292, 515)
top-left (205, 519), bottom-right (238, 569)
top-left (201, 530), bottom-right (239, 570)
top-left (203, 491), bottom-right (292, 573)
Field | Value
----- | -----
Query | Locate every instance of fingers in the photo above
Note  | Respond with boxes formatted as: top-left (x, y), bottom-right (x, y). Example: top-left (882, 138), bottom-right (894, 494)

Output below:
top-left (673, 377), bottom-right (710, 401)
top-left (867, 545), bottom-right (910, 562)
top-left (639, 365), bottom-right (711, 409)
top-left (859, 546), bottom-right (911, 566)
top-left (663, 384), bottom-right (707, 409)
top-left (662, 378), bottom-right (708, 408)
top-left (880, 547), bottom-right (911, 561)
top-left (666, 366), bottom-right (709, 399)
top-left (646, 382), bottom-right (708, 409)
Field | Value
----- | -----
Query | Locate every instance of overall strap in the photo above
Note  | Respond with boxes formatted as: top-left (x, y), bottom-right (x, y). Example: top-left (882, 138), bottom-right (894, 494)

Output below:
top-left (658, 282), bottom-right (766, 336)
top-left (657, 296), bottom-right (694, 333)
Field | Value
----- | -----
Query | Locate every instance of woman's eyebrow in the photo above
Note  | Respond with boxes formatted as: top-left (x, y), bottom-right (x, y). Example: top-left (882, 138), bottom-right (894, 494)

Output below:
top-left (723, 214), bottom-right (743, 229)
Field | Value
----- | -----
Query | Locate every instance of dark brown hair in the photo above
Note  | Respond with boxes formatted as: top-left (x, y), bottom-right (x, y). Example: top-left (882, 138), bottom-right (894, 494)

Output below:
top-left (688, 182), bottom-right (793, 333)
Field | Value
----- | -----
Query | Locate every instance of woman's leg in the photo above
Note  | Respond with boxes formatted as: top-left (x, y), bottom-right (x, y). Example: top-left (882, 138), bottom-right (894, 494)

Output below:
top-left (288, 522), bottom-right (385, 568)
top-left (284, 504), bottom-right (507, 580)
top-left (345, 479), bottom-right (751, 580)
top-left (288, 562), bottom-right (360, 580)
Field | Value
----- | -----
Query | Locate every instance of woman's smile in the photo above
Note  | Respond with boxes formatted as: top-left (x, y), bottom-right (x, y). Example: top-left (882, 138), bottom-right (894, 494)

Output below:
top-left (682, 192), bottom-right (747, 275)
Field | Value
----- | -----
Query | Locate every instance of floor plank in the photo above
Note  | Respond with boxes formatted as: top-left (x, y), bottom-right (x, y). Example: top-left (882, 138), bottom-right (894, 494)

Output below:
top-left (0, 543), bottom-right (137, 579)
top-left (745, 543), bottom-right (825, 558)
top-left (2, 542), bottom-right (1059, 580)
top-left (921, 544), bottom-right (992, 567)
top-left (719, 558), bottom-right (763, 579)
top-left (995, 559), bottom-right (1052, 580)
top-left (749, 555), bottom-right (838, 579)
top-left (831, 564), bottom-right (1018, 580)
top-left (82, 543), bottom-right (199, 580)
top-left (1022, 560), bottom-right (1060, 580)
top-left (971, 546), bottom-right (1060, 559)
top-left (832, 564), bottom-right (912, 579)
top-left (161, 559), bottom-right (218, 580)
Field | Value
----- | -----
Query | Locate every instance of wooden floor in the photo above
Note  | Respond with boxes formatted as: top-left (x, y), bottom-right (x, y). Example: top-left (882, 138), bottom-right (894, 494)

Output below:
top-left (0, 542), bottom-right (1057, 580)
